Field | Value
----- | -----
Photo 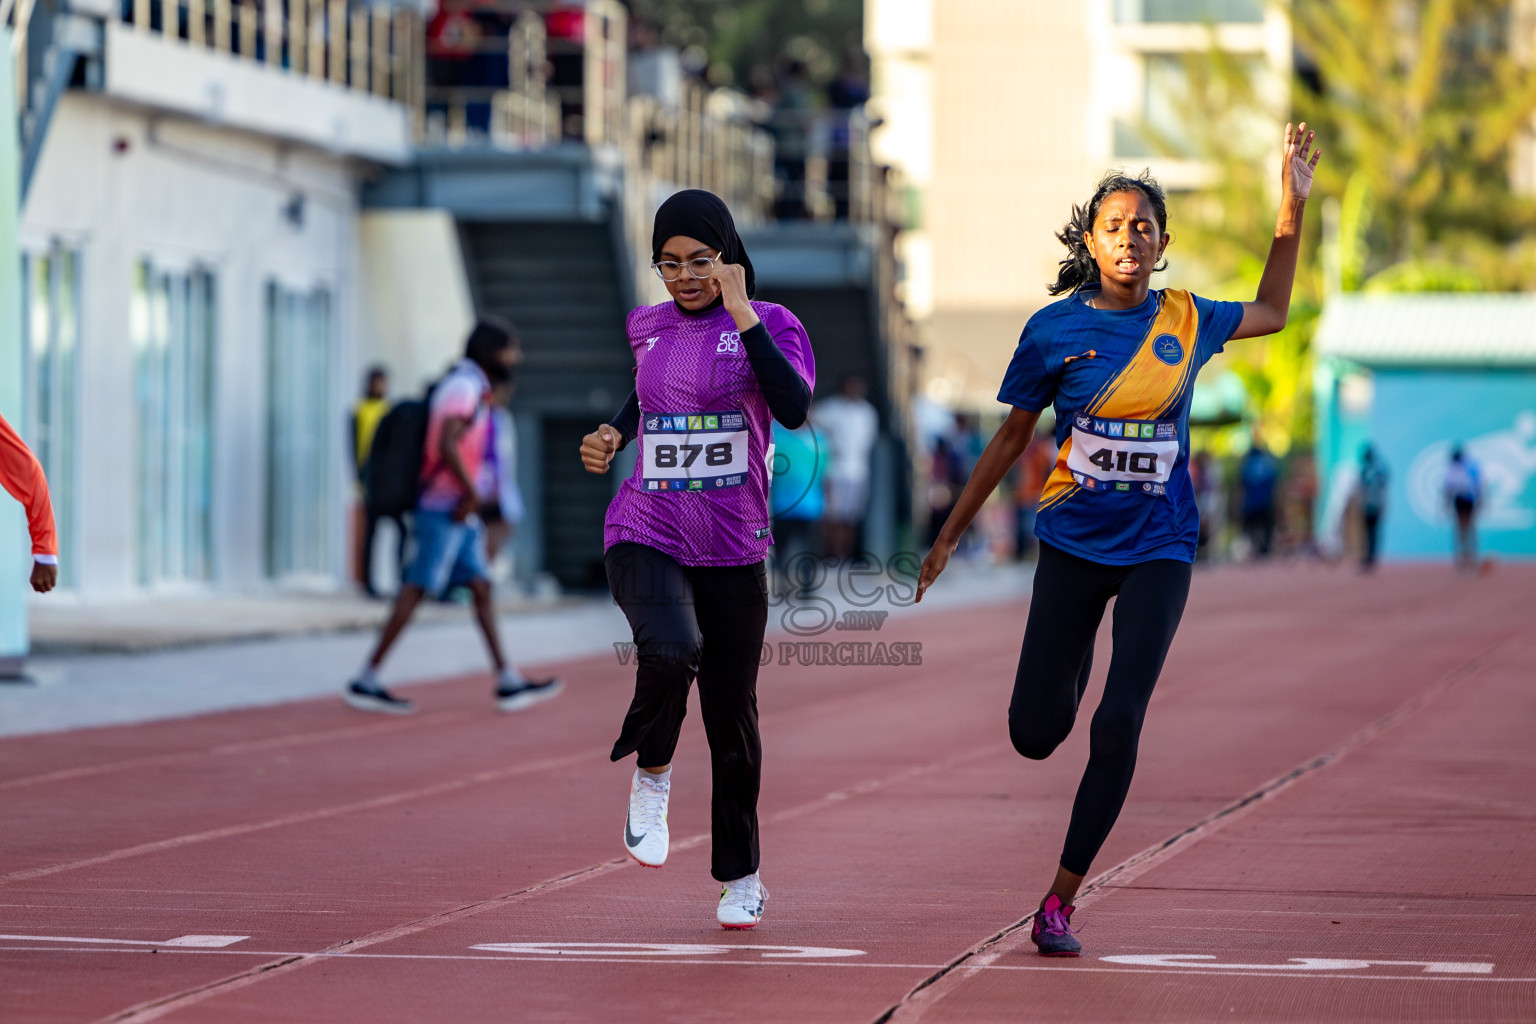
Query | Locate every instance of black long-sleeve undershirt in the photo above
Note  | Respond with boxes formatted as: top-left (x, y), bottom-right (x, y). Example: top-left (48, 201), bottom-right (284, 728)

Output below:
top-left (607, 320), bottom-right (811, 446)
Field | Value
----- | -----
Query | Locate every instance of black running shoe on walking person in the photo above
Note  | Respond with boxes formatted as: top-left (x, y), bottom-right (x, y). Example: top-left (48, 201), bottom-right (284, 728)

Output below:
top-left (494, 672), bottom-right (565, 713)
top-left (1031, 893), bottom-right (1082, 956)
top-left (344, 679), bottom-right (416, 715)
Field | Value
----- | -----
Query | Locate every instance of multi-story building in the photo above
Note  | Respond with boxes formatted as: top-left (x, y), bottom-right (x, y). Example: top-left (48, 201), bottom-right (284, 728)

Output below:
top-left (865, 0), bottom-right (1289, 408)
top-left (1, 0), bottom-right (915, 642)
top-left (7, 0), bottom-right (421, 604)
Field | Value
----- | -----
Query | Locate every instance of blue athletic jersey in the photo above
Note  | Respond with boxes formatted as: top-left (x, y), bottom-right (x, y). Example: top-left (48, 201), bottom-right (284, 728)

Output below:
top-left (997, 288), bottom-right (1244, 565)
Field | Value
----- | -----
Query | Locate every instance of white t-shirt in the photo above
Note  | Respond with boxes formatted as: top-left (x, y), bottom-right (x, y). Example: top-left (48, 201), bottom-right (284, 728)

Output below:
top-left (813, 395), bottom-right (879, 485)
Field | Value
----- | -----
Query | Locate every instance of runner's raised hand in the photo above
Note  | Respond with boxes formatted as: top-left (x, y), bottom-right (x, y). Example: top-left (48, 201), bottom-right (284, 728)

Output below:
top-left (1282, 122), bottom-right (1320, 202)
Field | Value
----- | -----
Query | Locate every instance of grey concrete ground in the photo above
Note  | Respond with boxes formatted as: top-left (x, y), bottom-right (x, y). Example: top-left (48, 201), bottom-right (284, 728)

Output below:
top-left (0, 559), bottom-right (1033, 739)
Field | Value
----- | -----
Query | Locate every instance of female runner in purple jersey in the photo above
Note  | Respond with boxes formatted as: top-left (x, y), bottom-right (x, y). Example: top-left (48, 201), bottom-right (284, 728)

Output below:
top-left (579, 190), bottom-right (815, 928)
top-left (915, 125), bottom-right (1321, 956)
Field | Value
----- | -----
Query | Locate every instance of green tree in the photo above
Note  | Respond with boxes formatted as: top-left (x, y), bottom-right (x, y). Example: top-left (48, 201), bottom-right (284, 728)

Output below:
top-left (1156, 0), bottom-right (1536, 452)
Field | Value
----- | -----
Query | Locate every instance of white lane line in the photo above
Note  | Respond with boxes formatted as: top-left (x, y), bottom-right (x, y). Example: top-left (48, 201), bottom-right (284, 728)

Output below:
top-left (469, 942), bottom-right (865, 959)
top-left (0, 749), bottom-right (596, 885)
top-left (1101, 954), bottom-right (1494, 974)
top-left (2, 945), bottom-right (1528, 982)
top-left (0, 934), bottom-right (248, 948)
top-left (98, 744), bottom-right (1009, 1023)
top-left (873, 637), bottom-right (1515, 1023)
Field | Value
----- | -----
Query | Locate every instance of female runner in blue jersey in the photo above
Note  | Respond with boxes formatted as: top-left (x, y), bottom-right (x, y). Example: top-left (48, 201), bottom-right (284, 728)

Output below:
top-left (916, 123), bottom-right (1321, 956)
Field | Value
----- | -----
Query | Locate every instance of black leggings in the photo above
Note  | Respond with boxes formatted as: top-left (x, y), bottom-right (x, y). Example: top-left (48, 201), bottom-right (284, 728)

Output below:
top-left (1009, 542), bottom-right (1192, 877)
top-left (605, 542), bottom-right (768, 882)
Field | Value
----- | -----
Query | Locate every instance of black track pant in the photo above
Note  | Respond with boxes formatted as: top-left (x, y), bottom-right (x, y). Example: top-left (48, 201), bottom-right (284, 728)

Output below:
top-left (1009, 541), bottom-right (1192, 877)
top-left (605, 542), bottom-right (768, 882)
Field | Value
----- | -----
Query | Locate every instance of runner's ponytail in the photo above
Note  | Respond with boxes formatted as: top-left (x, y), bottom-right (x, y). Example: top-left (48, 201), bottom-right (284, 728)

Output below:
top-left (1048, 170), bottom-right (1170, 296)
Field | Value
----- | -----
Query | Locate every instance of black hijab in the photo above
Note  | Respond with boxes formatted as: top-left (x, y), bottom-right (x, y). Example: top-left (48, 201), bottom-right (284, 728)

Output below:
top-left (651, 189), bottom-right (756, 300)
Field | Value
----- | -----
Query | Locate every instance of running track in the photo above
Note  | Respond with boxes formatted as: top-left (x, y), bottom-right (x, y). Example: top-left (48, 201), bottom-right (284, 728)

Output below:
top-left (2, 564), bottom-right (1533, 1022)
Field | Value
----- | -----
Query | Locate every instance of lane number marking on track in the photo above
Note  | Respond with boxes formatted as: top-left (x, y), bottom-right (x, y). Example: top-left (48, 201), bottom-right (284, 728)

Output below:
top-left (470, 942), bottom-right (864, 960)
top-left (0, 933), bottom-right (249, 948)
top-left (1103, 954), bottom-right (1493, 974)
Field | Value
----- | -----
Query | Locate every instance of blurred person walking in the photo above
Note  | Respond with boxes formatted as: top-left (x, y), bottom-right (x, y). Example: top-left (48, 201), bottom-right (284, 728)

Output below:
top-left (580, 190), bottom-right (814, 929)
top-left (1443, 445), bottom-right (1482, 573)
top-left (479, 379), bottom-right (525, 574)
top-left (1, 413), bottom-right (59, 594)
top-left (924, 433), bottom-right (964, 548)
top-left (1239, 440), bottom-right (1279, 558)
top-left (1190, 450), bottom-right (1224, 560)
top-left (916, 126), bottom-right (1321, 956)
top-left (1357, 444), bottom-right (1389, 571)
top-left (813, 374), bottom-right (878, 560)
top-left (1010, 431), bottom-right (1056, 560)
top-left (353, 366), bottom-right (404, 598)
top-left (345, 321), bottom-right (563, 715)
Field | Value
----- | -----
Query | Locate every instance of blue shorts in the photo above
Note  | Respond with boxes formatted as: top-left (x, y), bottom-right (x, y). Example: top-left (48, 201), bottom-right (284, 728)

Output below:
top-left (404, 508), bottom-right (490, 592)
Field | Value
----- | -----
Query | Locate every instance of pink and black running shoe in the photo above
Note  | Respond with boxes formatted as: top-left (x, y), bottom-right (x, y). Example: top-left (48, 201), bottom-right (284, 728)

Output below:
top-left (1030, 893), bottom-right (1082, 957)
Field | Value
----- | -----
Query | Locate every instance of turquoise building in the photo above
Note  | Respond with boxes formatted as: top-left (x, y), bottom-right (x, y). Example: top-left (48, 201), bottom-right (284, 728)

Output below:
top-left (1314, 295), bottom-right (1536, 561)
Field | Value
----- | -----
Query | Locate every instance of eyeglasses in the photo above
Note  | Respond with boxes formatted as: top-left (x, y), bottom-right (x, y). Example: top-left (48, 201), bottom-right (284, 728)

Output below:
top-left (651, 255), bottom-right (721, 282)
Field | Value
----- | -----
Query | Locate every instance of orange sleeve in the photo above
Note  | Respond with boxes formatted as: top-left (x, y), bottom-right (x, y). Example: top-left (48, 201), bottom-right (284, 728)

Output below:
top-left (0, 413), bottom-right (57, 557)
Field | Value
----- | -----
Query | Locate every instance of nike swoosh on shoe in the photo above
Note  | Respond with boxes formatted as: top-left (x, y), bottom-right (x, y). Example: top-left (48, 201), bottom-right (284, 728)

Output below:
top-left (625, 813), bottom-right (646, 849)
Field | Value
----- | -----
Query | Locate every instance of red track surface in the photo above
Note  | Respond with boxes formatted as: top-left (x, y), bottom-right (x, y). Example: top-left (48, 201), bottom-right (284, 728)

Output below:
top-left (3, 564), bottom-right (1534, 1023)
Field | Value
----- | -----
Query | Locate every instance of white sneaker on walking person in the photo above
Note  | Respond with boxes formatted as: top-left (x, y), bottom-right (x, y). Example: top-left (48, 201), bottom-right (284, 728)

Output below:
top-left (716, 872), bottom-right (768, 929)
top-left (624, 768), bottom-right (670, 867)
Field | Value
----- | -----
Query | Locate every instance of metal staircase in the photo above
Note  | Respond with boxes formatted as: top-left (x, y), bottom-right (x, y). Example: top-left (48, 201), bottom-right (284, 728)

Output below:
top-left (459, 219), bottom-right (634, 589)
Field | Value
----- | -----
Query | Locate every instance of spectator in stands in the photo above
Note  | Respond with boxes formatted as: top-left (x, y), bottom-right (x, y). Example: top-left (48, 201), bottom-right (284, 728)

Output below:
top-left (1443, 445), bottom-right (1482, 574)
top-left (826, 48), bottom-right (871, 220)
top-left (353, 365), bottom-right (401, 598)
top-left (1357, 443), bottom-right (1388, 572)
top-left (1239, 439), bottom-right (1280, 558)
top-left (1, 412), bottom-right (58, 594)
top-left (813, 375), bottom-right (879, 559)
top-left (770, 60), bottom-right (816, 220)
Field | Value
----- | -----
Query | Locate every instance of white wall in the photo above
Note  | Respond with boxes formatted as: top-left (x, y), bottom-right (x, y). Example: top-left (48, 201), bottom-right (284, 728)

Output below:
top-left (356, 210), bottom-right (476, 397)
top-left (22, 93), bottom-right (362, 598)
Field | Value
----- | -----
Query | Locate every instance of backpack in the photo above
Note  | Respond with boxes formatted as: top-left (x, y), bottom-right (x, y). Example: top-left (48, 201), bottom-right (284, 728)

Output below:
top-left (364, 384), bottom-right (437, 517)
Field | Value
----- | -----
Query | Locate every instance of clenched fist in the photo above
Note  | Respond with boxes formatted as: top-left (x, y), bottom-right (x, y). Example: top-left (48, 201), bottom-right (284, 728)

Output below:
top-left (581, 424), bottom-right (620, 474)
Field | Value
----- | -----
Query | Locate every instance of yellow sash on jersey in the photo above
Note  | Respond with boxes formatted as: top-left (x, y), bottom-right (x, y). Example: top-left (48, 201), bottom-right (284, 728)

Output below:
top-left (1039, 290), bottom-right (1201, 512)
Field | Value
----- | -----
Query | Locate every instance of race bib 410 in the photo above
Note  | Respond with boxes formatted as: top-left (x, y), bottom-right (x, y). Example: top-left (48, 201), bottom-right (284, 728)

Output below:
top-left (1065, 414), bottom-right (1179, 495)
top-left (641, 411), bottom-right (752, 493)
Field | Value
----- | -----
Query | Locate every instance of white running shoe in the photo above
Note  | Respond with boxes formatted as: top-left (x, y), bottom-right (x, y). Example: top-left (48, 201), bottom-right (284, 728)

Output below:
top-left (716, 872), bottom-right (768, 929)
top-left (623, 770), bottom-right (670, 868)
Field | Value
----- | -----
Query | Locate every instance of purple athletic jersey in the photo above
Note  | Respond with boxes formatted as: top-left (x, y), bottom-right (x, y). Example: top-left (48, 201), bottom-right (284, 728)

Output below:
top-left (604, 300), bottom-right (815, 566)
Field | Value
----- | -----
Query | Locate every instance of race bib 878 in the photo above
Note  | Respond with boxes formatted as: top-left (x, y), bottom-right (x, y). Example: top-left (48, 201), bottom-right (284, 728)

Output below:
top-left (641, 411), bottom-right (752, 493)
top-left (1065, 414), bottom-right (1179, 495)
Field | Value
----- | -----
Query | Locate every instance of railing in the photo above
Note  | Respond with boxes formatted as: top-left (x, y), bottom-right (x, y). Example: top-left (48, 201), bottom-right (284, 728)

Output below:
top-left (768, 106), bottom-right (890, 225)
top-left (423, 6), bottom-right (558, 148)
top-left (626, 83), bottom-right (774, 221)
top-left (4, 0), bottom-right (424, 119)
top-left (422, 2), bottom-right (775, 222)
top-left (126, 0), bottom-right (421, 104)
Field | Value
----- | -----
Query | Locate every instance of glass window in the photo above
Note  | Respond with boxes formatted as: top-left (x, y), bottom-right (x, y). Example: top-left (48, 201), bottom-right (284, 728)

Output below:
top-left (1115, 52), bottom-right (1267, 159)
top-left (20, 248), bottom-right (78, 587)
top-left (1115, 0), bottom-right (1264, 22)
top-left (133, 261), bottom-right (216, 585)
top-left (265, 282), bottom-right (334, 579)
